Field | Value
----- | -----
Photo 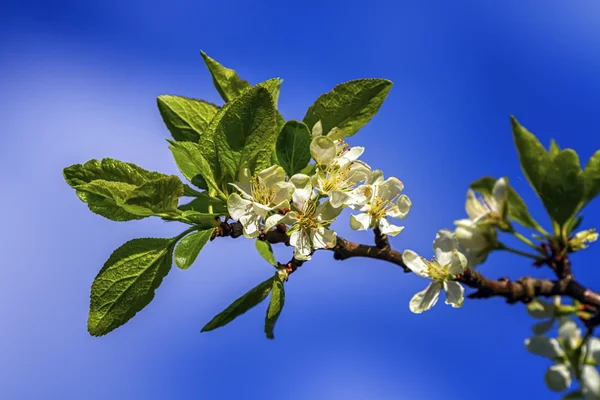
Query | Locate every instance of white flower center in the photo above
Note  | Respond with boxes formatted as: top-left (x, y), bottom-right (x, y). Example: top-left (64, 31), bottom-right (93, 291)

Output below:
top-left (369, 194), bottom-right (399, 221)
top-left (251, 176), bottom-right (276, 205)
top-left (426, 260), bottom-right (451, 282)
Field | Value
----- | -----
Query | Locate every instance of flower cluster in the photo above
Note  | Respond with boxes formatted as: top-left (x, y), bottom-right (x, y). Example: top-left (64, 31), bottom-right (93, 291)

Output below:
top-left (227, 120), bottom-right (412, 261)
top-left (525, 317), bottom-right (600, 398)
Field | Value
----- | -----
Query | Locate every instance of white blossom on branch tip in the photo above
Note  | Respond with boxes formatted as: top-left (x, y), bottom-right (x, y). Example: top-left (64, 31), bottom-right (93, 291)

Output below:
top-left (350, 176), bottom-right (411, 236)
top-left (402, 230), bottom-right (467, 313)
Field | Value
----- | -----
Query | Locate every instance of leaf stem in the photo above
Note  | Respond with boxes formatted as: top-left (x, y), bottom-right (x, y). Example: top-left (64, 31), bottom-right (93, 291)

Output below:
top-left (511, 231), bottom-right (545, 254)
top-left (497, 242), bottom-right (543, 260)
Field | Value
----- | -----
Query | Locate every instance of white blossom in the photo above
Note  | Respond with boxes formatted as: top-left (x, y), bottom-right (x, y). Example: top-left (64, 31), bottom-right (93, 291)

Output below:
top-left (227, 166), bottom-right (294, 238)
top-left (313, 161), bottom-right (372, 208)
top-left (402, 230), bottom-right (468, 313)
top-left (350, 176), bottom-right (411, 236)
top-left (264, 173), bottom-right (340, 260)
top-left (525, 318), bottom-right (600, 398)
top-left (465, 177), bottom-right (508, 224)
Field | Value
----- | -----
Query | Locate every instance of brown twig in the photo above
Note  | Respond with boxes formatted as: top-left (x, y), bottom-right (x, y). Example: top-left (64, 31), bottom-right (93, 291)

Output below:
top-left (218, 221), bottom-right (600, 318)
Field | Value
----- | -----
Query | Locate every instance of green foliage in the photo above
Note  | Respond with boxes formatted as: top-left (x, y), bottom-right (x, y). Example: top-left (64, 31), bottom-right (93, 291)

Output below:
top-left (276, 120), bottom-right (312, 177)
top-left (255, 240), bottom-right (277, 267)
top-left (174, 229), bottom-right (214, 269)
top-left (470, 176), bottom-right (542, 231)
top-left (168, 140), bottom-right (225, 199)
top-left (581, 150), bottom-right (600, 209)
top-left (180, 211), bottom-right (221, 227)
top-left (63, 159), bottom-right (183, 221)
top-left (88, 238), bottom-right (175, 336)
top-left (179, 192), bottom-right (227, 214)
top-left (511, 117), bottom-right (585, 230)
top-left (264, 274), bottom-right (285, 339)
top-left (201, 51), bottom-right (251, 103)
top-left (215, 86), bottom-right (278, 182)
top-left (157, 95), bottom-right (219, 142)
top-left (303, 78), bottom-right (392, 138)
top-left (201, 276), bottom-right (274, 333)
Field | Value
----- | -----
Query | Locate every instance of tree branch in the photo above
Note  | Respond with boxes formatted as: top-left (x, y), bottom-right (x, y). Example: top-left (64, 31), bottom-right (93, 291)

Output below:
top-left (217, 221), bottom-right (600, 312)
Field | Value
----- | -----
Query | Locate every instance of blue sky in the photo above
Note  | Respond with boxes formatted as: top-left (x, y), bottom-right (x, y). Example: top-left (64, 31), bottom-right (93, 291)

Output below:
top-left (2, 1), bottom-right (600, 399)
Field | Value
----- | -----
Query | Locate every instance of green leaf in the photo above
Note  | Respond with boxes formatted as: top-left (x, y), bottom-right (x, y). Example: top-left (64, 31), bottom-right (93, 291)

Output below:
top-left (200, 51), bottom-right (251, 103)
top-left (88, 238), bottom-right (174, 336)
top-left (168, 140), bottom-right (224, 198)
top-left (265, 274), bottom-right (285, 339)
top-left (73, 180), bottom-right (142, 221)
top-left (303, 78), bottom-right (392, 138)
top-left (181, 210), bottom-right (221, 227)
top-left (63, 159), bottom-right (174, 221)
top-left (276, 120), bottom-right (311, 177)
top-left (470, 176), bottom-right (542, 230)
top-left (215, 86), bottom-right (277, 181)
top-left (179, 192), bottom-right (227, 214)
top-left (581, 150), bottom-right (600, 209)
top-left (157, 95), bottom-right (219, 142)
top-left (549, 139), bottom-right (561, 158)
top-left (64, 158), bottom-right (166, 188)
top-left (174, 229), bottom-right (214, 269)
top-left (183, 184), bottom-right (204, 197)
top-left (255, 240), bottom-right (277, 266)
top-left (257, 78), bottom-right (283, 108)
top-left (201, 276), bottom-right (274, 332)
top-left (539, 149), bottom-right (585, 228)
top-left (123, 176), bottom-right (184, 217)
top-left (511, 117), bottom-right (584, 228)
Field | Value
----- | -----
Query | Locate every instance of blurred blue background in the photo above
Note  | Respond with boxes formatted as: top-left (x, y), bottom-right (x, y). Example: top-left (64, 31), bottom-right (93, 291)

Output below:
top-left (1, 1), bottom-right (600, 399)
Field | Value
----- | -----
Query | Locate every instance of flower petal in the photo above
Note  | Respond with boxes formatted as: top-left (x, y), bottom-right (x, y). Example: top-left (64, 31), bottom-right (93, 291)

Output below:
top-left (378, 218), bottom-right (404, 236)
top-left (454, 220), bottom-right (492, 252)
top-left (239, 213), bottom-right (261, 238)
top-left (465, 189), bottom-right (489, 220)
top-left (409, 282), bottom-right (442, 314)
top-left (525, 336), bottom-right (564, 359)
top-left (317, 200), bottom-right (343, 221)
top-left (443, 281), bottom-right (465, 308)
top-left (264, 214), bottom-right (284, 231)
top-left (227, 193), bottom-right (252, 221)
top-left (291, 229), bottom-right (312, 260)
top-left (447, 249), bottom-right (468, 275)
top-left (388, 194), bottom-right (411, 219)
top-left (433, 229), bottom-right (458, 266)
top-left (258, 165), bottom-right (285, 187)
top-left (290, 173), bottom-right (314, 209)
top-left (545, 364), bottom-right (572, 392)
top-left (402, 250), bottom-right (428, 277)
top-left (585, 338), bottom-right (600, 365)
top-left (369, 169), bottom-right (384, 185)
top-left (329, 190), bottom-right (351, 209)
top-left (312, 120), bottom-right (323, 137)
top-left (312, 228), bottom-right (337, 249)
top-left (581, 365), bottom-right (600, 400)
top-left (378, 177), bottom-right (404, 202)
top-left (350, 213), bottom-right (371, 231)
top-left (310, 136), bottom-right (337, 165)
top-left (272, 182), bottom-right (295, 205)
top-left (492, 177), bottom-right (508, 214)
top-left (558, 317), bottom-right (581, 350)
